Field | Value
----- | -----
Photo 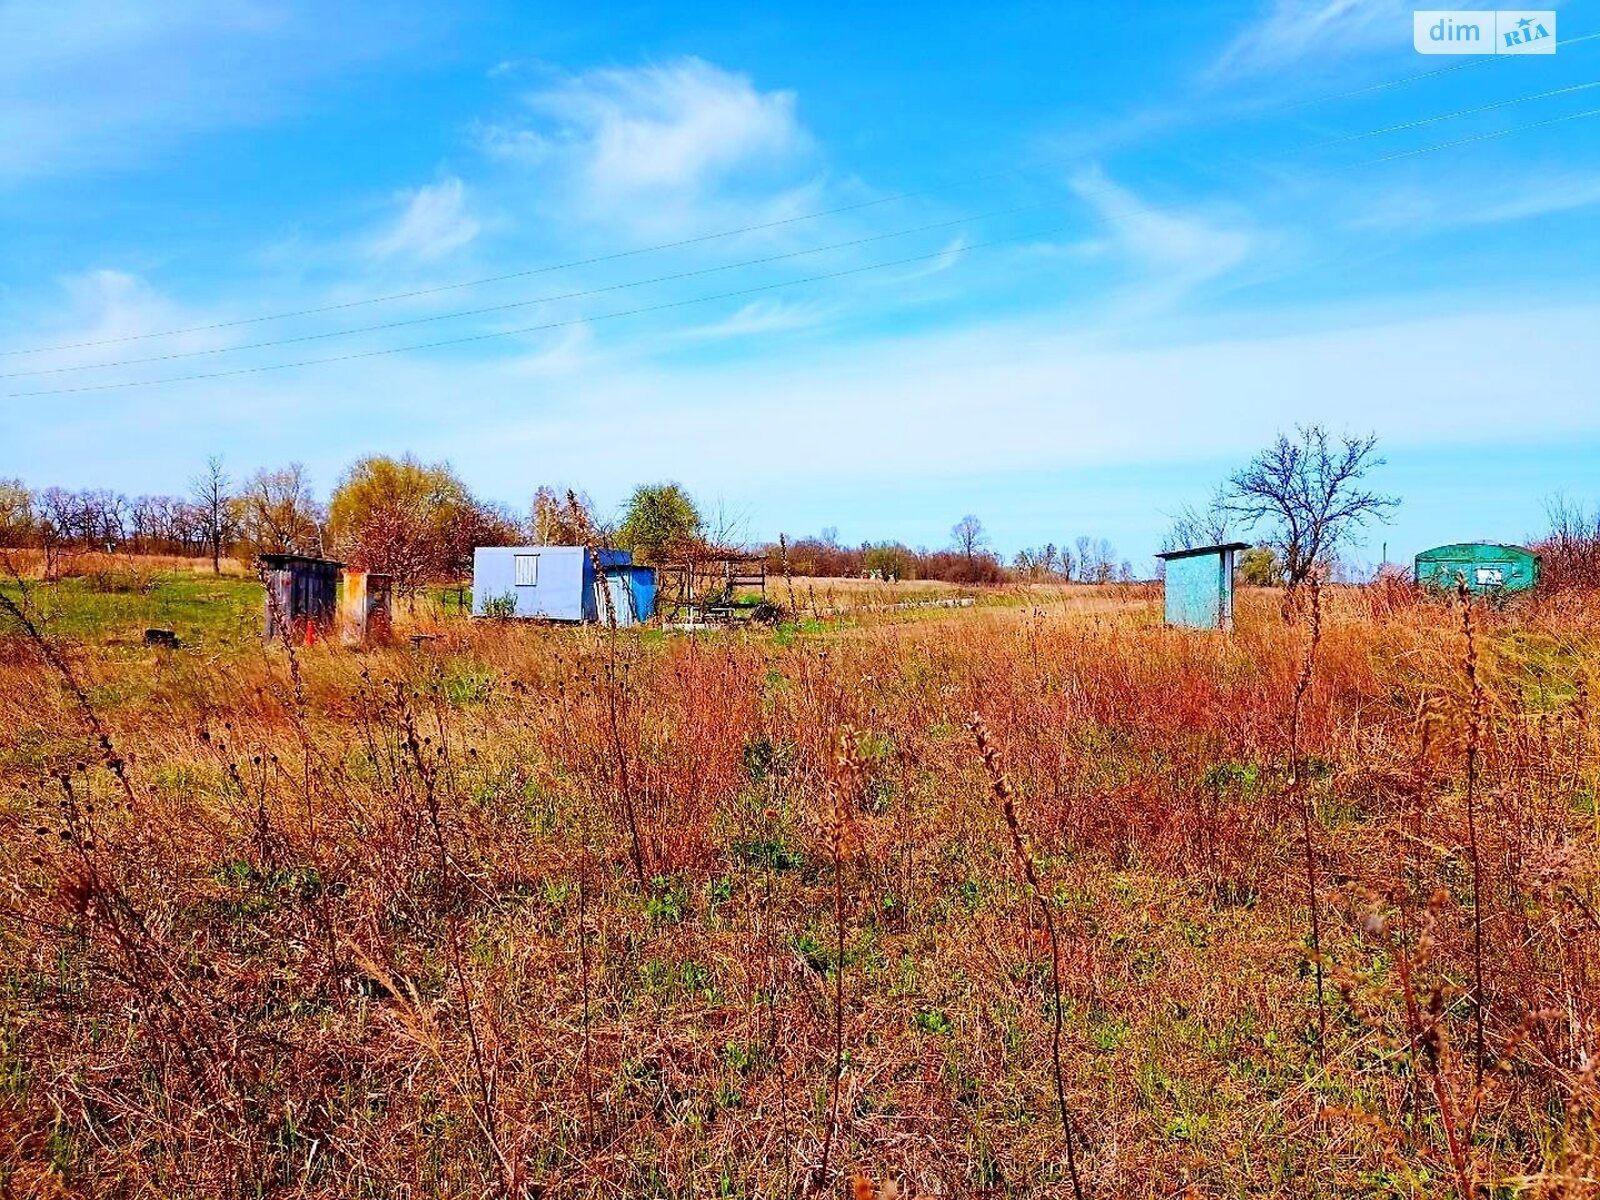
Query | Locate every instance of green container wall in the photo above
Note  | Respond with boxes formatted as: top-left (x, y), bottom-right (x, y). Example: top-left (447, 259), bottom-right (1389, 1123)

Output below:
top-left (1414, 543), bottom-right (1539, 593)
top-left (1162, 546), bottom-right (1240, 630)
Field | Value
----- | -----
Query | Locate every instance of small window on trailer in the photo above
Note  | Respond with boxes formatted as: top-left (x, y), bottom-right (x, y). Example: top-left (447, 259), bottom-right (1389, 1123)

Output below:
top-left (514, 554), bottom-right (539, 586)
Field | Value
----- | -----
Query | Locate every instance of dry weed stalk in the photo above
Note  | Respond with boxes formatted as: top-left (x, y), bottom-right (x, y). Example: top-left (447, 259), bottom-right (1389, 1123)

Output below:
top-left (573, 490), bottom-right (646, 886)
top-left (818, 726), bottom-right (864, 1191)
top-left (6, 561), bottom-right (1600, 1193)
top-left (971, 715), bottom-right (1088, 1200)
top-left (1455, 576), bottom-right (1489, 1088)
top-left (780, 532), bottom-right (800, 621)
top-left (395, 684), bottom-right (514, 1192)
top-left (1336, 888), bottom-right (1474, 1194)
top-left (1287, 572), bottom-right (1329, 1060)
top-left (0, 564), bottom-right (135, 808)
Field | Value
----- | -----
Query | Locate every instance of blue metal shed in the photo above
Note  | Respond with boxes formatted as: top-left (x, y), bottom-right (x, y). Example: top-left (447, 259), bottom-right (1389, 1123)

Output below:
top-left (472, 546), bottom-right (656, 625)
top-left (1156, 542), bottom-right (1250, 631)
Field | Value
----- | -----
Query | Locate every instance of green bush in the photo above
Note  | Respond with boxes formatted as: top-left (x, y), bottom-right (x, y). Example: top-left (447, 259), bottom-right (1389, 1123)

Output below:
top-left (480, 592), bottom-right (516, 620)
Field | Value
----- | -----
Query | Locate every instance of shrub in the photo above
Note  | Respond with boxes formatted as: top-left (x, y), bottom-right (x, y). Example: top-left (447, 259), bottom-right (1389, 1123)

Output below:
top-left (480, 592), bottom-right (517, 619)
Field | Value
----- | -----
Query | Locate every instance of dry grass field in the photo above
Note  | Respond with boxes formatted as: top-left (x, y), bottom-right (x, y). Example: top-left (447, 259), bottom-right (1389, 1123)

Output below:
top-left (1, 569), bottom-right (1597, 1198)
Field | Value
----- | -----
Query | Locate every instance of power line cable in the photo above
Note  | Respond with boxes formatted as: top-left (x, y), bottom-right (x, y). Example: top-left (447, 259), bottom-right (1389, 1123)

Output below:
top-left (0, 202), bottom-right (1059, 379)
top-left (1357, 103), bottom-right (1600, 163)
top-left (13, 93), bottom-right (1599, 403)
top-left (5, 29), bottom-right (1592, 360)
top-left (1309, 79), bottom-right (1600, 146)
top-left (11, 77), bottom-right (1593, 380)
top-left (0, 227), bottom-right (1069, 397)
top-left (1281, 29), bottom-right (1600, 109)
top-left (0, 188), bottom-right (968, 358)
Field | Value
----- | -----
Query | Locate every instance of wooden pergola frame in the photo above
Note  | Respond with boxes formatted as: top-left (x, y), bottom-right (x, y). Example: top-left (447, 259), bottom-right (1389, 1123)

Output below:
top-left (654, 551), bottom-right (768, 622)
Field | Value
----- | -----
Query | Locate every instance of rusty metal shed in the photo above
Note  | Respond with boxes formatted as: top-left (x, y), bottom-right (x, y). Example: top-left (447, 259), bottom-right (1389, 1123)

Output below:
top-left (261, 553), bottom-right (343, 643)
top-left (340, 568), bottom-right (394, 645)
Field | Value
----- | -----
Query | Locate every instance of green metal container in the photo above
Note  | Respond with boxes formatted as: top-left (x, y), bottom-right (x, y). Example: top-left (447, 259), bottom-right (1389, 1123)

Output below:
top-left (1414, 542), bottom-right (1539, 594)
top-left (1157, 542), bottom-right (1250, 630)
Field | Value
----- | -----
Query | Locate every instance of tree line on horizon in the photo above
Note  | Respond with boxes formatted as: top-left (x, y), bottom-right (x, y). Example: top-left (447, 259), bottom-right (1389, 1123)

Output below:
top-left (0, 456), bottom-right (1136, 590)
top-left (3, 426), bottom-right (1595, 592)
top-left (0, 457), bottom-right (1114, 590)
top-left (0, 459), bottom-right (704, 593)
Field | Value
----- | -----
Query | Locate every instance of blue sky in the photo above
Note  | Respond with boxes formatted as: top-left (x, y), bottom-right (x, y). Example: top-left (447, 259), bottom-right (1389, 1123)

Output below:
top-left (2, 0), bottom-right (1597, 571)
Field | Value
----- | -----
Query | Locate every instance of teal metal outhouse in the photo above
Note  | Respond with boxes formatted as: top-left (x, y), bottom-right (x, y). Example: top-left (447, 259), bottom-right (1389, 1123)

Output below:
top-left (1414, 543), bottom-right (1539, 594)
top-left (1157, 542), bottom-right (1249, 631)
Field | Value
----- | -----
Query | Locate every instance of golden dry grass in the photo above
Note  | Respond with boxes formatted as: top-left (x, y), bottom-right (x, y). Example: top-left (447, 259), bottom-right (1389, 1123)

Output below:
top-left (0, 577), bottom-right (1597, 1198)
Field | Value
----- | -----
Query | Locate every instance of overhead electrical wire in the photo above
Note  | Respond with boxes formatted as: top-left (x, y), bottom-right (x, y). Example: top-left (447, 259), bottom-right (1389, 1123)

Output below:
top-left (10, 94), bottom-right (1599, 402)
top-left (0, 201), bottom-right (1062, 378)
top-left (0, 187), bottom-right (977, 357)
top-left (1310, 79), bottom-right (1600, 146)
top-left (1281, 29), bottom-right (1600, 110)
top-left (2, 227), bottom-right (1074, 398)
top-left (1358, 103), bottom-right (1600, 163)
top-left (9, 74), bottom-right (1595, 385)
top-left (4, 29), bottom-right (1594, 362)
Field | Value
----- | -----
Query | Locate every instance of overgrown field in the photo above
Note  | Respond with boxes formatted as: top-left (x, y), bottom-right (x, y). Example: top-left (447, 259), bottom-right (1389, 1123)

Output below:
top-left (1, 576), bottom-right (1597, 1198)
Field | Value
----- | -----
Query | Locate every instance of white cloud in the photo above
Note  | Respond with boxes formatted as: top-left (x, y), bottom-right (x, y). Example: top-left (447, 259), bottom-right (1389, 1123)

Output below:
top-left (1066, 168), bottom-right (1259, 315)
top-left (434, 300), bottom-right (1599, 497)
top-left (0, 270), bottom-right (238, 377)
top-left (1208, 0), bottom-right (1407, 79)
top-left (544, 58), bottom-right (804, 191)
top-left (481, 57), bottom-right (812, 220)
top-left (679, 299), bottom-right (835, 341)
top-left (893, 236), bottom-right (971, 283)
top-left (368, 177), bottom-right (481, 263)
top-left (0, 2), bottom-right (443, 184)
top-left (1349, 171), bottom-right (1600, 231)
top-left (8, 291), bottom-right (1599, 559)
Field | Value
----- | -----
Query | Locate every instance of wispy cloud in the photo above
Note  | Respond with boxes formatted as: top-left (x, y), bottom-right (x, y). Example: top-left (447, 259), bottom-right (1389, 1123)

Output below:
top-left (333, 298), bottom-right (1597, 537)
top-left (476, 57), bottom-right (823, 239)
top-left (678, 298), bottom-right (835, 341)
top-left (488, 57), bottom-right (809, 194)
top-left (1067, 168), bottom-right (1259, 315)
top-left (1, 270), bottom-right (237, 374)
top-left (1208, 0), bottom-right (1406, 80)
top-left (1348, 170), bottom-right (1600, 231)
top-left (368, 177), bottom-right (481, 263)
top-left (0, 1), bottom-right (444, 185)
top-left (879, 236), bottom-right (971, 286)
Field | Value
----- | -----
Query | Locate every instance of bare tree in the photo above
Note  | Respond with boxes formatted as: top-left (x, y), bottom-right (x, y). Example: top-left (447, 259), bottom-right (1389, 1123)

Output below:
top-left (236, 463), bottom-right (322, 561)
top-left (1073, 536), bottom-right (1092, 582)
top-left (0, 479), bottom-right (33, 548)
top-left (1091, 540), bottom-right (1116, 583)
top-left (35, 487), bottom-right (85, 580)
top-left (74, 489), bottom-right (127, 550)
top-left (531, 486), bottom-right (591, 544)
top-left (1223, 425), bottom-right (1398, 588)
top-left (190, 455), bottom-right (234, 574)
top-left (1070, 536), bottom-right (1117, 584)
top-left (1538, 493), bottom-right (1600, 589)
top-left (703, 495), bottom-right (752, 554)
top-left (1162, 486), bottom-right (1232, 552)
top-left (951, 514), bottom-right (988, 562)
